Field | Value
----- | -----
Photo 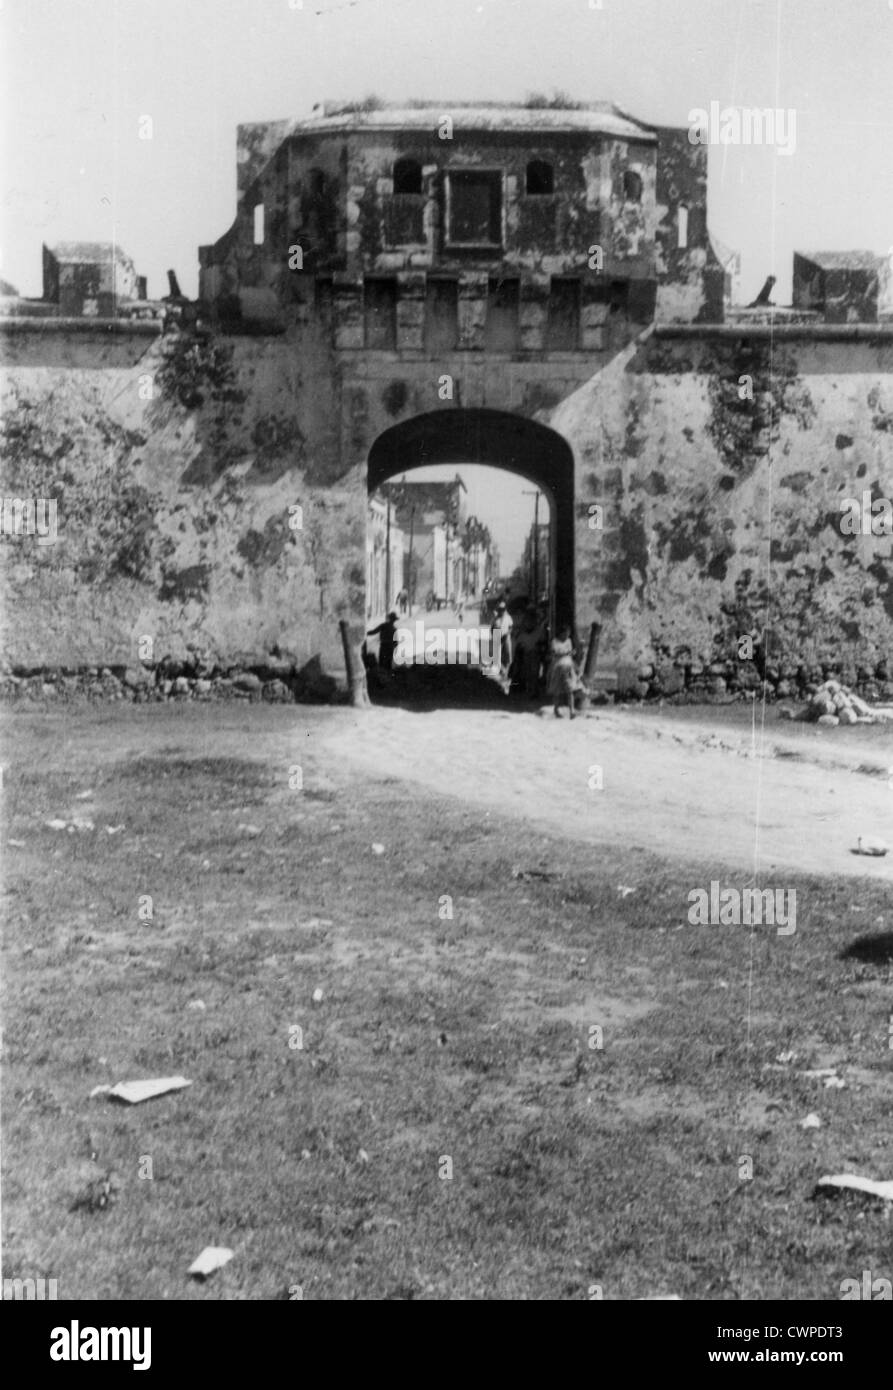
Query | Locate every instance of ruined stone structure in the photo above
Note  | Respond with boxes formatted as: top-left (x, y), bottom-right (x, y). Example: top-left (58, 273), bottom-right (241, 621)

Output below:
top-left (1, 101), bottom-right (891, 694)
top-left (793, 251), bottom-right (893, 326)
top-left (42, 242), bottom-right (147, 318)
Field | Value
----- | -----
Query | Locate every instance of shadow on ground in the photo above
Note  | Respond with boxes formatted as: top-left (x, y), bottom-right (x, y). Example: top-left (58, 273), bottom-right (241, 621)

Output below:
top-left (368, 663), bottom-right (541, 712)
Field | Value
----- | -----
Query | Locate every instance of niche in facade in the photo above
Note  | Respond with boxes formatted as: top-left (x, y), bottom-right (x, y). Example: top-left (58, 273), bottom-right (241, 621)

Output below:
top-left (485, 278), bottom-right (520, 352)
top-left (546, 278), bottom-right (581, 350)
top-left (364, 279), bottom-right (397, 350)
top-left (425, 278), bottom-right (459, 352)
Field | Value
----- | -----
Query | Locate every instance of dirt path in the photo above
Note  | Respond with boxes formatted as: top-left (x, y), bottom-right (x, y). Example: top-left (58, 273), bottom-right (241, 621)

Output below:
top-left (321, 704), bottom-right (893, 882)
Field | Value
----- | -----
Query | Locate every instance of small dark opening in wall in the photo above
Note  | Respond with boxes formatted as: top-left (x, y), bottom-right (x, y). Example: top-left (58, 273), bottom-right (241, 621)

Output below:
top-left (525, 160), bottom-right (554, 196)
top-left (622, 170), bottom-right (643, 203)
top-left (393, 158), bottom-right (423, 195)
top-left (364, 279), bottom-right (397, 350)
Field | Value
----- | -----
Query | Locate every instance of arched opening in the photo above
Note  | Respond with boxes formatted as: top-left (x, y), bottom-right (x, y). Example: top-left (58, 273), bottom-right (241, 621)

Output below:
top-left (393, 157), bottom-right (423, 195)
top-left (525, 159), bottom-right (554, 196)
top-left (622, 169), bottom-right (643, 203)
top-left (365, 409), bottom-right (575, 705)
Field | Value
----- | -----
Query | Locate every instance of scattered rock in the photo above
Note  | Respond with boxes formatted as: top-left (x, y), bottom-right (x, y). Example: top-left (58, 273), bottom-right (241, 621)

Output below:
top-left (262, 678), bottom-right (292, 703)
top-left (123, 667), bottom-right (152, 689)
top-left (232, 671), bottom-right (263, 693)
top-left (69, 1162), bottom-right (119, 1213)
top-left (854, 836), bottom-right (889, 857)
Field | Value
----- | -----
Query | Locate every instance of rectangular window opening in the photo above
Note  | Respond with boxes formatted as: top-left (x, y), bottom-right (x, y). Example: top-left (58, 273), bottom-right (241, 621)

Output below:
top-left (446, 170), bottom-right (503, 248)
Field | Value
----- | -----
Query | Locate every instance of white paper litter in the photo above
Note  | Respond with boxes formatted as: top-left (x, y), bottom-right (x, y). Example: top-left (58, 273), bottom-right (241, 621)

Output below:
top-left (188, 1246), bottom-right (234, 1278)
top-left (799, 1113), bottom-right (822, 1129)
top-left (815, 1173), bottom-right (893, 1201)
top-left (90, 1076), bottom-right (192, 1104)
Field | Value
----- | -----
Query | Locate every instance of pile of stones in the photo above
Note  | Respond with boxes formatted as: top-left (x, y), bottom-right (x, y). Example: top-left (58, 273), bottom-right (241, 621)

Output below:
top-left (805, 679), bottom-right (893, 726)
top-left (618, 657), bottom-right (893, 705)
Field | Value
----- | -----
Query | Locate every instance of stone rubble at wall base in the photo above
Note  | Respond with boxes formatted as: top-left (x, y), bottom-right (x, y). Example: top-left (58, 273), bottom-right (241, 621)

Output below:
top-left (2, 658), bottom-right (891, 708)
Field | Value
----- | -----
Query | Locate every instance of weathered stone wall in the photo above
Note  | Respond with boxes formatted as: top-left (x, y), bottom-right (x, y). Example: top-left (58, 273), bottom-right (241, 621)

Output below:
top-left (554, 331), bottom-right (893, 688)
top-left (0, 324), bottom-right (362, 680)
top-left (2, 320), bottom-right (891, 695)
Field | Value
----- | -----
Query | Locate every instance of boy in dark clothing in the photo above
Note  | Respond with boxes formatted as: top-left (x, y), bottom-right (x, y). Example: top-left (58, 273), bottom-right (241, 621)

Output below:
top-left (367, 611), bottom-right (399, 673)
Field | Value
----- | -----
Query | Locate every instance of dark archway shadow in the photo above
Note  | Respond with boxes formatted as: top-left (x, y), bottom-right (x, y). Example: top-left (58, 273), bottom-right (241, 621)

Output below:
top-left (367, 407), bottom-right (576, 630)
top-left (367, 662), bottom-right (545, 713)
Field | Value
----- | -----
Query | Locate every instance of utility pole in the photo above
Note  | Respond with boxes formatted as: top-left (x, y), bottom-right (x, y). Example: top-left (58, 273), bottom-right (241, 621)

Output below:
top-left (385, 491), bottom-right (391, 612)
top-left (407, 503), bottom-right (415, 613)
top-left (522, 489), bottom-right (541, 603)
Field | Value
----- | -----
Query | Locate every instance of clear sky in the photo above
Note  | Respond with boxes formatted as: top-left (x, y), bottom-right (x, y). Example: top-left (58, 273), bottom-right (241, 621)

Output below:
top-left (3, 0), bottom-right (891, 565)
top-left (3, 0), bottom-right (891, 304)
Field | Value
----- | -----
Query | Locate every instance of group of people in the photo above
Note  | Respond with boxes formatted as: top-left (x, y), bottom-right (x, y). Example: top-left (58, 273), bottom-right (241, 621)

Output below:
top-left (490, 601), bottom-right (584, 719)
top-left (365, 594), bottom-right (584, 718)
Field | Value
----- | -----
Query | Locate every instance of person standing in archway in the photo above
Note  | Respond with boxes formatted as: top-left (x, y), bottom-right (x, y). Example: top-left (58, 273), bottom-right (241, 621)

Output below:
top-left (493, 600), bottom-right (513, 679)
top-left (511, 605), bottom-right (546, 698)
top-left (547, 624), bottom-right (582, 719)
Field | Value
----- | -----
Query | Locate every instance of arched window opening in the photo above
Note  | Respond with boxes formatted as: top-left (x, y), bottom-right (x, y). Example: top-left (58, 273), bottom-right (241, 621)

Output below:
top-left (393, 158), bottom-right (422, 195)
top-left (525, 160), bottom-right (554, 196)
top-left (622, 170), bottom-right (643, 203)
